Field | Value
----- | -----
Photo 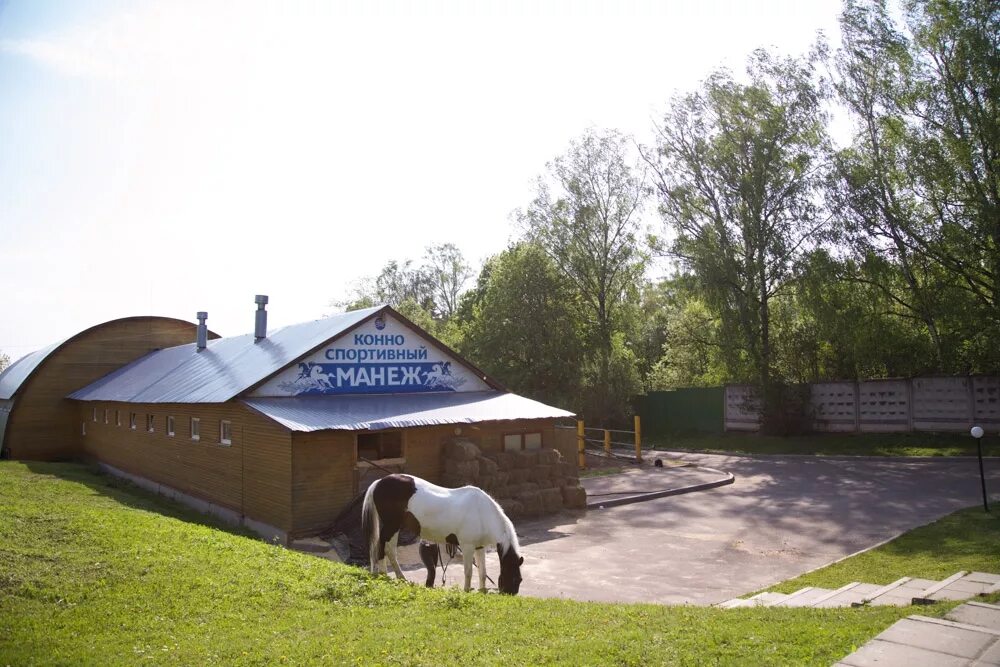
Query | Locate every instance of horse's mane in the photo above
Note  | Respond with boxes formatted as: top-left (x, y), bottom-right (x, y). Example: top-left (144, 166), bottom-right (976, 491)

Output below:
top-left (483, 490), bottom-right (520, 555)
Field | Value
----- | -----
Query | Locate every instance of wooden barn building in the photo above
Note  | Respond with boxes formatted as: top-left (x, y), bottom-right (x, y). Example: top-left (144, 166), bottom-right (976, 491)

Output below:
top-left (0, 302), bottom-right (577, 542)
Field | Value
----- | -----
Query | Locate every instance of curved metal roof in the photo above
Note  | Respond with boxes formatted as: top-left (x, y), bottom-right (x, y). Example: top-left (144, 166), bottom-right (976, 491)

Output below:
top-left (0, 315), bottom-right (208, 401)
top-left (0, 341), bottom-right (64, 400)
top-left (70, 306), bottom-right (385, 403)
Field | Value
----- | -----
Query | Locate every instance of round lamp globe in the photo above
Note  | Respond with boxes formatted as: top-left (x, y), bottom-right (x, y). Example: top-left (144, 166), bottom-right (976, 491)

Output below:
top-left (971, 426), bottom-right (985, 439)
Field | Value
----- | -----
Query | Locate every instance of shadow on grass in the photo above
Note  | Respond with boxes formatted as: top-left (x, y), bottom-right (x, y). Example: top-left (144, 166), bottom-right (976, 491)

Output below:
top-left (20, 460), bottom-right (266, 543)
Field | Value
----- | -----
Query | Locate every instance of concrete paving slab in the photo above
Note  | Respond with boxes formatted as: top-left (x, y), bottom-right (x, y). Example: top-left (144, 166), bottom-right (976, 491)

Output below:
top-left (975, 639), bottom-right (1000, 666)
top-left (747, 591), bottom-right (788, 606)
top-left (947, 602), bottom-right (1000, 631)
top-left (968, 573), bottom-right (1000, 585)
top-left (777, 587), bottom-right (835, 607)
top-left (815, 583), bottom-right (882, 608)
top-left (838, 638), bottom-right (969, 667)
top-left (879, 617), bottom-right (997, 658)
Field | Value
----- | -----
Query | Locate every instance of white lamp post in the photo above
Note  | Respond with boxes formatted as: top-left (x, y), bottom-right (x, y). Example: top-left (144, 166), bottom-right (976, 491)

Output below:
top-left (970, 425), bottom-right (989, 513)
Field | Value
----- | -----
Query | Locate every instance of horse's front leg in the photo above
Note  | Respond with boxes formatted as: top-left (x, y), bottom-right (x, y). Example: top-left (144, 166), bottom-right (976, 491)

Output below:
top-left (462, 548), bottom-right (474, 592)
top-left (475, 547), bottom-right (487, 592)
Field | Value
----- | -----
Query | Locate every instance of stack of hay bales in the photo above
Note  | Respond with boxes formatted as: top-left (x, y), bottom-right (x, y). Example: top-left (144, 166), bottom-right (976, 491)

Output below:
top-left (441, 439), bottom-right (587, 517)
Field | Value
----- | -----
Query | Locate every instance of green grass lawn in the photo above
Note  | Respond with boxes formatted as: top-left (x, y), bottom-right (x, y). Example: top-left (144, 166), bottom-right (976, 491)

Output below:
top-left (766, 505), bottom-right (1000, 594)
top-left (0, 461), bottom-right (991, 666)
top-left (648, 431), bottom-right (1000, 457)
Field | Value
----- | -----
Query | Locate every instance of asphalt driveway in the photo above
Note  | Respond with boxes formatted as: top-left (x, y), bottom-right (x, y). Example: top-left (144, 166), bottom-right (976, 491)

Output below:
top-left (464, 452), bottom-right (1000, 605)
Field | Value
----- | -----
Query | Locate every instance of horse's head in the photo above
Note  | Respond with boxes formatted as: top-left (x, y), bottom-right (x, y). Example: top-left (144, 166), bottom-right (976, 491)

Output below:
top-left (497, 543), bottom-right (523, 595)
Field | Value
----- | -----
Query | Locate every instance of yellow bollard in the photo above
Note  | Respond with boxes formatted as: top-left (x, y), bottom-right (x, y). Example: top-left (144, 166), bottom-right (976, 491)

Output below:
top-left (634, 415), bottom-right (642, 462)
top-left (604, 429), bottom-right (611, 456)
top-left (577, 420), bottom-right (586, 470)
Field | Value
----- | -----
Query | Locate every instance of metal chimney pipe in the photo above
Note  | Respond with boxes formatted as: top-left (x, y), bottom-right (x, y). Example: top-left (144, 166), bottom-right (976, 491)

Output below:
top-left (254, 295), bottom-right (269, 342)
top-left (196, 312), bottom-right (208, 351)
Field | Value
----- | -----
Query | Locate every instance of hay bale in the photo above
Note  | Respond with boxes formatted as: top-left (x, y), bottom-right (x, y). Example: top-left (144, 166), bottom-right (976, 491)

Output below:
top-left (539, 487), bottom-right (564, 513)
top-left (495, 471), bottom-right (510, 487)
top-left (528, 465), bottom-right (553, 483)
top-left (508, 468), bottom-right (531, 484)
top-left (490, 485), bottom-right (509, 499)
top-left (515, 490), bottom-right (541, 516)
top-left (498, 498), bottom-right (523, 517)
top-left (444, 439), bottom-right (481, 462)
top-left (557, 461), bottom-right (580, 480)
top-left (561, 484), bottom-right (587, 509)
top-left (537, 449), bottom-right (561, 465)
top-left (478, 473), bottom-right (496, 491)
top-left (441, 473), bottom-right (467, 488)
top-left (477, 456), bottom-right (499, 476)
top-left (444, 458), bottom-right (480, 480)
top-left (488, 451), bottom-right (516, 471)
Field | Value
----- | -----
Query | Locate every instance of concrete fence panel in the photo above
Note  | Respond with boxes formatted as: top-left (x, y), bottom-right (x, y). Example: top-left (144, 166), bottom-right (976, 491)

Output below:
top-left (724, 384), bottom-right (760, 432)
top-left (810, 382), bottom-right (858, 432)
top-left (724, 375), bottom-right (999, 435)
top-left (911, 376), bottom-right (973, 432)
top-left (972, 377), bottom-right (1000, 428)
top-left (857, 379), bottom-right (910, 432)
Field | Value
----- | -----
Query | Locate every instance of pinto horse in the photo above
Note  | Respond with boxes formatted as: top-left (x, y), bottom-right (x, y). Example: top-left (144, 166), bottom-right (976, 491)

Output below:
top-left (362, 473), bottom-right (523, 594)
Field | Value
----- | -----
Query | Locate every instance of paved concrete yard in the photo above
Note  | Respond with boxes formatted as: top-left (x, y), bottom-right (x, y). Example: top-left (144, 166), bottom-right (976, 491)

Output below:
top-left (492, 452), bottom-right (1000, 605)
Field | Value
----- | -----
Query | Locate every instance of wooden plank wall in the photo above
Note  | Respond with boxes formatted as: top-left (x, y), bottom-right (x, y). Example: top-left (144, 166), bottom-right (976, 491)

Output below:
top-left (79, 401), bottom-right (293, 532)
top-left (290, 430), bottom-right (355, 536)
top-left (6, 317), bottom-right (202, 461)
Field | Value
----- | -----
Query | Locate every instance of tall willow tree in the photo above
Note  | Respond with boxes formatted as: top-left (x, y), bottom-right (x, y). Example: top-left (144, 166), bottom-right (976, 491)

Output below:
top-left (519, 129), bottom-right (647, 424)
top-left (645, 49), bottom-right (830, 427)
top-left (831, 0), bottom-right (1000, 372)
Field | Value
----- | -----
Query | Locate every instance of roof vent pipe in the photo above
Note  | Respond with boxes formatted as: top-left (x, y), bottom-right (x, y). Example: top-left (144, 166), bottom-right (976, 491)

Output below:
top-left (196, 312), bottom-right (208, 351)
top-left (254, 295), bottom-right (268, 342)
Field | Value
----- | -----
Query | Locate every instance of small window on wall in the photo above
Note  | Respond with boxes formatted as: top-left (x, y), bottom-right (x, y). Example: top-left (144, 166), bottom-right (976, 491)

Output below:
top-left (167, 416), bottom-right (175, 437)
top-left (357, 431), bottom-right (402, 461)
top-left (504, 432), bottom-right (543, 452)
top-left (220, 420), bottom-right (232, 446)
top-left (104, 409), bottom-right (110, 424)
top-left (129, 413), bottom-right (137, 430)
top-left (191, 417), bottom-right (200, 441)
top-left (115, 410), bottom-right (121, 427)
top-left (92, 407), bottom-right (98, 422)
top-left (146, 415), bottom-right (155, 433)
top-left (82, 422), bottom-right (86, 436)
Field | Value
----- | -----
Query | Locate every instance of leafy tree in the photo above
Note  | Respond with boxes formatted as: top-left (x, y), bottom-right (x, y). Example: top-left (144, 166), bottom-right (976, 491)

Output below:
top-left (422, 242), bottom-right (474, 320)
top-left (644, 48), bottom-right (830, 422)
top-left (646, 294), bottom-right (728, 390)
top-left (333, 243), bottom-right (474, 322)
top-left (459, 243), bottom-right (585, 410)
top-left (519, 128), bottom-right (648, 423)
top-left (831, 0), bottom-right (1000, 373)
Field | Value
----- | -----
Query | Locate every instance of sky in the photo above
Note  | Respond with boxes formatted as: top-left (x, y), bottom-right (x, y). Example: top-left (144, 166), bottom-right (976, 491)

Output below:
top-left (0, 0), bottom-right (844, 360)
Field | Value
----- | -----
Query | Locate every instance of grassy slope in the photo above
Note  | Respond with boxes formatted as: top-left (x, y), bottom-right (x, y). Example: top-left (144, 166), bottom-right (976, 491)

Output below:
top-left (650, 431), bottom-right (1000, 457)
top-left (768, 506), bottom-right (1000, 594)
top-left (0, 461), bottom-right (976, 666)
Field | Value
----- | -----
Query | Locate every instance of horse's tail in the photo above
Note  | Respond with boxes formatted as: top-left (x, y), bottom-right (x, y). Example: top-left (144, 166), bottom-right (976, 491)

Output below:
top-left (361, 479), bottom-right (381, 574)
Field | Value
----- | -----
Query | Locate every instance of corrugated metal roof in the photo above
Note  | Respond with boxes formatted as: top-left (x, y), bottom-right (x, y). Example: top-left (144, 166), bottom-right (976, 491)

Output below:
top-left (69, 307), bottom-right (383, 403)
top-left (0, 341), bottom-right (63, 400)
top-left (242, 391), bottom-right (575, 432)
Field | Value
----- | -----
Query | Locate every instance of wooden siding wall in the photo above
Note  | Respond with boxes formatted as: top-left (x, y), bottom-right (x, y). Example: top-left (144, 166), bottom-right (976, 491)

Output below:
top-left (289, 418), bottom-right (559, 537)
top-left (5, 318), bottom-right (203, 461)
top-left (290, 431), bottom-right (355, 536)
top-left (79, 401), bottom-right (293, 532)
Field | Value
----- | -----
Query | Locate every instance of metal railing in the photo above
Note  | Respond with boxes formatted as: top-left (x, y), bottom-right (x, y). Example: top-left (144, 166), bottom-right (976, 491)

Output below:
top-left (556, 417), bottom-right (642, 469)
